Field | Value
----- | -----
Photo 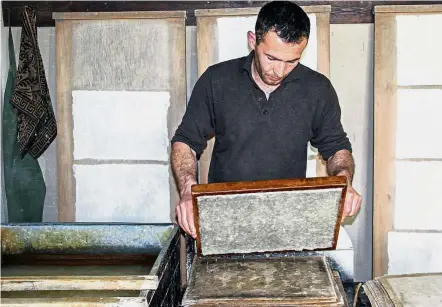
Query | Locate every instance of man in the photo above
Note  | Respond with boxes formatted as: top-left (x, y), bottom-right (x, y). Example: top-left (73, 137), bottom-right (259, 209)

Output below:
top-left (171, 1), bottom-right (362, 238)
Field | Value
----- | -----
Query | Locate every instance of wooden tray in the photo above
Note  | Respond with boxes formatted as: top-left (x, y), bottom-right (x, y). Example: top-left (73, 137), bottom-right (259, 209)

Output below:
top-left (1, 224), bottom-right (183, 307)
top-left (182, 255), bottom-right (347, 306)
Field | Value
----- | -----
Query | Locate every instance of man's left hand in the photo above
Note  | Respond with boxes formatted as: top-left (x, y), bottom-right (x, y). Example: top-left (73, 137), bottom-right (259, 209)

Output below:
top-left (341, 185), bottom-right (362, 222)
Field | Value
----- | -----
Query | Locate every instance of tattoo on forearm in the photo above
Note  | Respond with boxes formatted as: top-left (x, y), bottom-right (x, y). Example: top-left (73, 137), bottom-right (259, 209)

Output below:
top-left (326, 150), bottom-right (355, 184)
top-left (171, 142), bottom-right (198, 196)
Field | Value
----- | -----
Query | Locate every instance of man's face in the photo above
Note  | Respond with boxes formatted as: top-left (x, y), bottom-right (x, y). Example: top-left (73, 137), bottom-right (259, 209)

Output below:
top-left (248, 31), bottom-right (308, 86)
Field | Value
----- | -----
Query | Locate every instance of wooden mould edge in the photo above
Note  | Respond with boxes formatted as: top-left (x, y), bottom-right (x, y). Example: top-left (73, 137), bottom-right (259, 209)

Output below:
top-left (191, 176), bottom-right (347, 257)
top-left (1, 275), bottom-right (158, 292)
top-left (192, 176), bottom-right (347, 196)
top-left (0, 297), bottom-right (147, 307)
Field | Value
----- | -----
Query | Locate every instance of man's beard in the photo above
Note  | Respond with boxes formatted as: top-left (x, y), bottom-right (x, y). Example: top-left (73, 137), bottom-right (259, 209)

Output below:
top-left (254, 59), bottom-right (282, 86)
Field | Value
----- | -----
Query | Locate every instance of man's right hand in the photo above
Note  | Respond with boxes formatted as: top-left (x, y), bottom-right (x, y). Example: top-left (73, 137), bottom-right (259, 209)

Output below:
top-left (176, 192), bottom-right (197, 238)
top-left (170, 141), bottom-right (198, 239)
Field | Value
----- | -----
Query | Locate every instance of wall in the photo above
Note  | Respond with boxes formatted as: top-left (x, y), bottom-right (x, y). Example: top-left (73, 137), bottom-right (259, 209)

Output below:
top-left (385, 13), bottom-right (442, 276)
top-left (330, 24), bottom-right (374, 281)
top-left (186, 26), bottom-right (198, 103)
top-left (0, 22), bottom-right (374, 281)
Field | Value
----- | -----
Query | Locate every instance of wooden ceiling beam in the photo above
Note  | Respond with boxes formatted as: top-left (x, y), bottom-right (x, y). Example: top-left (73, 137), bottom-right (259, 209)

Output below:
top-left (3, 1), bottom-right (442, 27)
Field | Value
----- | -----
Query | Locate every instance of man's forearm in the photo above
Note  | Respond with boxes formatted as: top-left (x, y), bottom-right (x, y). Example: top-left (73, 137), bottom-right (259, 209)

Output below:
top-left (326, 149), bottom-right (355, 185)
top-left (171, 142), bottom-right (198, 196)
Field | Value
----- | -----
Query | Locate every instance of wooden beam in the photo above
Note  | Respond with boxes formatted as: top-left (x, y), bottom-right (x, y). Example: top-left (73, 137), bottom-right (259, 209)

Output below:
top-left (194, 5), bottom-right (331, 17)
top-left (55, 18), bottom-right (75, 222)
top-left (4, 1), bottom-right (442, 27)
top-left (375, 4), bottom-right (442, 13)
top-left (52, 10), bottom-right (187, 21)
top-left (373, 11), bottom-right (397, 278)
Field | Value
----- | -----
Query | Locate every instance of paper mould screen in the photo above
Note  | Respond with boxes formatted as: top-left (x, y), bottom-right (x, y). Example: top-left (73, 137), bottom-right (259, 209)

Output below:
top-left (196, 187), bottom-right (343, 256)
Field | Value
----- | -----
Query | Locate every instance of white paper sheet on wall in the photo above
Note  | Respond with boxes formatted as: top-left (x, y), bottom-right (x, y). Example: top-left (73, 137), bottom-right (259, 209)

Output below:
top-left (217, 16), bottom-right (256, 63)
top-left (301, 14), bottom-right (318, 71)
top-left (216, 14), bottom-right (317, 71)
top-left (396, 89), bottom-right (442, 159)
top-left (394, 161), bottom-right (442, 230)
top-left (74, 164), bottom-right (170, 223)
top-left (396, 14), bottom-right (442, 85)
top-left (388, 231), bottom-right (442, 275)
top-left (72, 20), bottom-right (171, 91)
top-left (72, 90), bottom-right (170, 161)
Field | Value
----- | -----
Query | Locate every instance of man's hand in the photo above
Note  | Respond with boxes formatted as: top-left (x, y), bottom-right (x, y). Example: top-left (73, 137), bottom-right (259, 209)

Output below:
top-left (341, 185), bottom-right (362, 222)
top-left (171, 141), bottom-right (198, 238)
top-left (176, 192), bottom-right (197, 238)
top-left (325, 149), bottom-right (361, 221)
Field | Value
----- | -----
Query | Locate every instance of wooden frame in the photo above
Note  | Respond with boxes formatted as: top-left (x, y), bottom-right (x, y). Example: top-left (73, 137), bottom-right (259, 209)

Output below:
top-left (373, 4), bottom-right (442, 278)
top-left (182, 255), bottom-right (348, 306)
top-left (191, 176), bottom-right (347, 257)
top-left (195, 6), bottom-right (332, 184)
top-left (53, 11), bottom-right (186, 222)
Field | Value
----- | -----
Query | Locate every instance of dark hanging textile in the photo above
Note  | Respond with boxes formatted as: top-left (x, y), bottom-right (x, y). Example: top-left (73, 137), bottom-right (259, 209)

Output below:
top-left (10, 6), bottom-right (57, 159)
top-left (2, 18), bottom-right (46, 223)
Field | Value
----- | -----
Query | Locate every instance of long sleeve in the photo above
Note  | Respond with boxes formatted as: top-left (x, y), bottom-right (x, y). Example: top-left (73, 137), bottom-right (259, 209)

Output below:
top-left (171, 68), bottom-right (215, 158)
top-left (310, 80), bottom-right (352, 161)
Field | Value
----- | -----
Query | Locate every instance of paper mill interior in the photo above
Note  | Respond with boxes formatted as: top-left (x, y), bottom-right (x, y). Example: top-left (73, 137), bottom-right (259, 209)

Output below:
top-left (0, 1), bottom-right (441, 306)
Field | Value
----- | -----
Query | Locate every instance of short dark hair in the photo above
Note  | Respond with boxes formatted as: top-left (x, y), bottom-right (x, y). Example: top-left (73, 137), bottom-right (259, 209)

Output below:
top-left (255, 1), bottom-right (310, 45)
